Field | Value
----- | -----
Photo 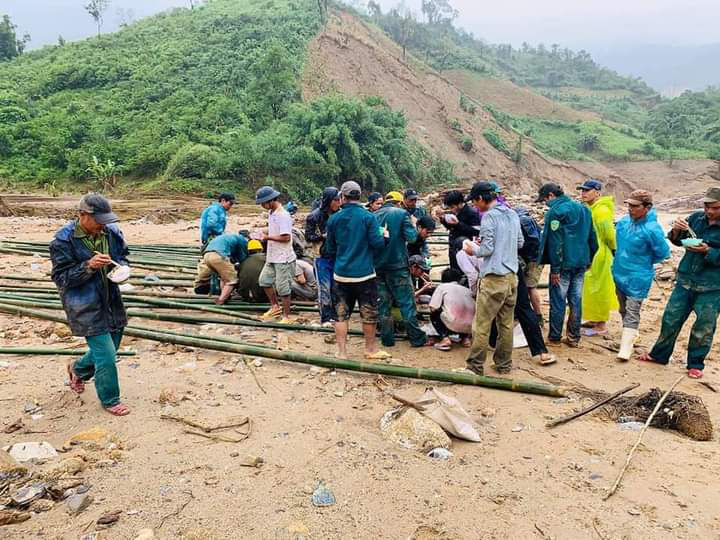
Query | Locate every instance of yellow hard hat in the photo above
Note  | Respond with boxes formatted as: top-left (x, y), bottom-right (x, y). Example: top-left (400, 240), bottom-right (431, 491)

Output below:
top-left (385, 191), bottom-right (403, 203)
top-left (248, 239), bottom-right (263, 251)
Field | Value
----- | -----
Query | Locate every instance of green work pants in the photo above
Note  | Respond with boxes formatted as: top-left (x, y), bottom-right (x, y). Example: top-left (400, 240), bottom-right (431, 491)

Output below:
top-left (467, 273), bottom-right (518, 374)
top-left (378, 269), bottom-right (427, 347)
top-left (73, 331), bottom-right (123, 407)
top-left (649, 285), bottom-right (720, 370)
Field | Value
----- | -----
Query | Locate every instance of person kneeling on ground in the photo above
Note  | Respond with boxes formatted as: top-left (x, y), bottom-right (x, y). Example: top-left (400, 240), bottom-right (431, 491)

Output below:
top-left (235, 240), bottom-right (268, 303)
top-left (638, 187), bottom-right (720, 379)
top-left (292, 259), bottom-right (318, 301)
top-left (256, 186), bottom-right (297, 323)
top-left (50, 193), bottom-right (131, 416)
top-left (194, 232), bottom-right (249, 304)
top-left (429, 268), bottom-right (474, 351)
top-left (408, 254), bottom-right (434, 300)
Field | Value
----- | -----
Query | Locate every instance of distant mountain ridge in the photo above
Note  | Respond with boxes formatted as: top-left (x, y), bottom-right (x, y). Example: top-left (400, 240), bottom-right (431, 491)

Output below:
top-left (592, 43), bottom-right (720, 96)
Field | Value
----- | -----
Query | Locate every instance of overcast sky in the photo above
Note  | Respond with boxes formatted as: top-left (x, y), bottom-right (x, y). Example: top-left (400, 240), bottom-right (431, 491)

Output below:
top-left (4, 0), bottom-right (719, 51)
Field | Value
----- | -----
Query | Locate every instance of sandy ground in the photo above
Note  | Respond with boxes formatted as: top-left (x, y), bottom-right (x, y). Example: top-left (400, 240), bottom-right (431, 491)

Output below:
top-left (1, 195), bottom-right (719, 540)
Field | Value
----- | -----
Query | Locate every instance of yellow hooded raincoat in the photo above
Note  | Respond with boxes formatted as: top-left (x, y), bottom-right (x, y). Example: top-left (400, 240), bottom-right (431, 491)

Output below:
top-left (582, 196), bottom-right (618, 321)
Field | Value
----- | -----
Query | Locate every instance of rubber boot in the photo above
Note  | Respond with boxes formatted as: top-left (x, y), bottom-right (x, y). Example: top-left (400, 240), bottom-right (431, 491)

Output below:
top-left (617, 328), bottom-right (638, 361)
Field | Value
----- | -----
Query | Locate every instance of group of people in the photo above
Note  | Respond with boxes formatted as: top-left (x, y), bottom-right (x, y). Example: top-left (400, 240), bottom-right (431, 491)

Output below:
top-left (48, 180), bottom-right (720, 415)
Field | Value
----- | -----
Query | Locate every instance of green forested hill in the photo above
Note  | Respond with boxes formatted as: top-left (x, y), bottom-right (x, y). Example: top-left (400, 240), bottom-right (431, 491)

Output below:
top-left (0, 0), bottom-right (455, 199)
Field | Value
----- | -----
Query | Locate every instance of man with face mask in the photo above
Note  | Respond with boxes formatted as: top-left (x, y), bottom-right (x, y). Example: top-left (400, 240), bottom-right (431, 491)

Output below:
top-left (639, 187), bottom-right (720, 379)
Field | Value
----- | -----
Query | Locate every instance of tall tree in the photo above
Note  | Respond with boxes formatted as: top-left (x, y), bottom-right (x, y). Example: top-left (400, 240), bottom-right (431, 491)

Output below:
top-left (0, 15), bottom-right (30, 61)
top-left (84, 0), bottom-right (110, 37)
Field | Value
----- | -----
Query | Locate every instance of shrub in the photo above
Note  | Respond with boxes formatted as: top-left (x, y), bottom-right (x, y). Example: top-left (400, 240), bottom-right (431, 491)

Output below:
top-left (483, 129), bottom-right (509, 155)
top-left (459, 94), bottom-right (476, 115)
top-left (460, 136), bottom-right (473, 152)
top-left (164, 144), bottom-right (220, 179)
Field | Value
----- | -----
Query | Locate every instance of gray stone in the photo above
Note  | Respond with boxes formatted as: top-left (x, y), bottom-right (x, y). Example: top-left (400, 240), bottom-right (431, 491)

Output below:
top-left (11, 483), bottom-right (46, 506)
top-left (65, 492), bottom-right (92, 514)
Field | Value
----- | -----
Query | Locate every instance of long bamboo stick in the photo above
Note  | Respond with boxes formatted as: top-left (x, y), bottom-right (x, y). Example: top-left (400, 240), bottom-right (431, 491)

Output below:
top-left (0, 302), bottom-right (566, 397)
top-left (0, 347), bottom-right (136, 356)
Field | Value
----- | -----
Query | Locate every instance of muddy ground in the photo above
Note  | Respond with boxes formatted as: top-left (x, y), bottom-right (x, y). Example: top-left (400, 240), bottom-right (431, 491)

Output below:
top-left (0, 186), bottom-right (719, 540)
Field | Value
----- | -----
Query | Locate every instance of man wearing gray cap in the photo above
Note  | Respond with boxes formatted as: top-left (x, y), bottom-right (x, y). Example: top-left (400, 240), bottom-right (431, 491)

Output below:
top-left (325, 181), bottom-right (389, 360)
top-left (639, 186), bottom-right (720, 378)
top-left (49, 193), bottom-right (131, 416)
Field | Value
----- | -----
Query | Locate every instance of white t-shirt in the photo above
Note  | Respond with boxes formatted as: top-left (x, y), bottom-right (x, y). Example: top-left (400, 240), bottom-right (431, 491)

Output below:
top-left (428, 282), bottom-right (475, 334)
top-left (266, 206), bottom-right (296, 264)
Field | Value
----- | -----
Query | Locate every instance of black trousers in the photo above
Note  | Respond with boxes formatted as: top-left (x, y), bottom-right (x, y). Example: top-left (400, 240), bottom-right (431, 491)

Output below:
top-left (431, 310), bottom-right (468, 339)
top-left (489, 269), bottom-right (547, 356)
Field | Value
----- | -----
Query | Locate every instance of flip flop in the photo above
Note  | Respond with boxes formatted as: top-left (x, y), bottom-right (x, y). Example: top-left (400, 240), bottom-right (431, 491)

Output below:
top-left (433, 342), bottom-right (451, 352)
top-left (364, 350), bottom-right (392, 360)
top-left (581, 328), bottom-right (608, 337)
top-left (66, 362), bottom-right (85, 394)
top-left (536, 353), bottom-right (557, 366)
top-left (104, 403), bottom-right (130, 416)
top-left (260, 306), bottom-right (282, 320)
top-left (688, 369), bottom-right (703, 379)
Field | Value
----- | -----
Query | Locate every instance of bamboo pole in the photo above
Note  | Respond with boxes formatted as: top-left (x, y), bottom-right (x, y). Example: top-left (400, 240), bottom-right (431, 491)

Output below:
top-left (0, 347), bottom-right (136, 356)
top-left (0, 302), bottom-right (566, 397)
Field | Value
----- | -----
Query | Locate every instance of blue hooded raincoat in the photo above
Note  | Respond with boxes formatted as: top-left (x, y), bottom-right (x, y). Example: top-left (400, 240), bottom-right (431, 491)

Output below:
top-left (612, 209), bottom-right (670, 299)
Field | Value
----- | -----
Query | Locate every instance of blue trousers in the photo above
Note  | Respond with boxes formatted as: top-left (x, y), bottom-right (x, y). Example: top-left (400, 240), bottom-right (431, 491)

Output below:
top-left (73, 331), bottom-right (123, 407)
top-left (314, 256), bottom-right (336, 324)
top-left (548, 268), bottom-right (585, 342)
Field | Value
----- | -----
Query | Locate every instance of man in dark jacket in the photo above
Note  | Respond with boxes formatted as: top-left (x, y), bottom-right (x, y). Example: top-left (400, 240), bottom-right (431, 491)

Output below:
top-left (50, 194), bottom-right (130, 416)
top-left (325, 181), bottom-right (388, 360)
top-left (374, 194), bottom-right (427, 348)
top-left (305, 187), bottom-right (341, 324)
top-left (434, 190), bottom-right (481, 270)
top-left (407, 216), bottom-right (436, 260)
top-left (639, 187), bottom-right (720, 378)
top-left (402, 189), bottom-right (428, 220)
top-left (536, 183), bottom-right (598, 347)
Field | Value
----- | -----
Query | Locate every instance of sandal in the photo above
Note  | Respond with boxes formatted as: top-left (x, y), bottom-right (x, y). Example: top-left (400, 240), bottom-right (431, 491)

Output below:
top-left (688, 369), bottom-right (703, 379)
top-left (260, 306), bottom-right (282, 320)
top-left (364, 350), bottom-right (392, 360)
top-left (535, 353), bottom-right (557, 366)
top-left (581, 328), bottom-right (608, 337)
top-left (434, 340), bottom-right (452, 352)
top-left (104, 403), bottom-right (130, 416)
top-left (66, 362), bottom-right (85, 394)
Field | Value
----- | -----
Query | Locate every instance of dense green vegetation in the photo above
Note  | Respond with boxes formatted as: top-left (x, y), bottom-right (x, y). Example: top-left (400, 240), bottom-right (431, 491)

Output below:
top-left (0, 0), bottom-right (455, 199)
top-left (645, 88), bottom-right (720, 159)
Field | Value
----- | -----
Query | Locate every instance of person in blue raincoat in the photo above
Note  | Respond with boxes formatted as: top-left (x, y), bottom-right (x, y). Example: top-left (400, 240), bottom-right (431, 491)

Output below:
top-left (200, 193), bottom-right (235, 246)
top-left (612, 190), bottom-right (670, 360)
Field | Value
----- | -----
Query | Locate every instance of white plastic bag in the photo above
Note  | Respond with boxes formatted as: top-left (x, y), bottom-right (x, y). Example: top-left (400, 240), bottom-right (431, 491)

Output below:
top-left (414, 388), bottom-right (481, 442)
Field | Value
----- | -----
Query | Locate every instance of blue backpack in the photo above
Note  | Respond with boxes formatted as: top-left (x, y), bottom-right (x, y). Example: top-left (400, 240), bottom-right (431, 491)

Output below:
top-left (515, 207), bottom-right (540, 262)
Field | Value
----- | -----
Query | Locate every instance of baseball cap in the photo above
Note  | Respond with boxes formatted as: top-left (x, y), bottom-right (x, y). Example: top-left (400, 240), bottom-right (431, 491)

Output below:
top-left (535, 183), bottom-right (563, 203)
top-left (340, 181), bottom-right (362, 197)
top-left (624, 190), bottom-right (653, 206)
top-left (248, 239), bottom-right (263, 252)
top-left (467, 181), bottom-right (495, 201)
top-left (385, 191), bottom-right (403, 203)
top-left (702, 186), bottom-right (720, 204)
top-left (577, 179), bottom-right (603, 191)
top-left (403, 189), bottom-right (419, 200)
top-left (408, 254), bottom-right (430, 272)
top-left (367, 192), bottom-right (382, 203)
top-left (218, 192), bottom-right (236, 203)
top-left (489, 181), bottom-right (502, 194)
top-left (78, 193), bottom-right (118, 225)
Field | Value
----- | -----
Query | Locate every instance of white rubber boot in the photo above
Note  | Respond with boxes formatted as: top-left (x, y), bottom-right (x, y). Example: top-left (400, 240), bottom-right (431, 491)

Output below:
top-left (617, 328), bottom-right (638, 361)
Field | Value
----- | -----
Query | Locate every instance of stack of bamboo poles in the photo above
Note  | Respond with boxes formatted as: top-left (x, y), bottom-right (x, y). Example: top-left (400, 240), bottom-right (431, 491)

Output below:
top-left (0, 239), bottom-right (565, 396)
